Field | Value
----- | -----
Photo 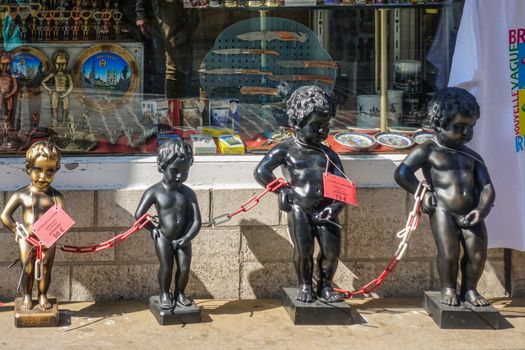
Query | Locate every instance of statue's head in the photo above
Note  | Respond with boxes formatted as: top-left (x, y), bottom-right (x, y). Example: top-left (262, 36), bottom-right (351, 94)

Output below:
top-left (287, 86), bottom-right (334, 144)
top-left (52, 51), bottom-right (69, 72)
top-left (0, 53), bottom-right (11, 73)
top-left (428, 87), bottom-right (480, 148)
top-left (157, 139), bottom-right (193, 186)
top-left (25, 141), bottom-right (61, 191)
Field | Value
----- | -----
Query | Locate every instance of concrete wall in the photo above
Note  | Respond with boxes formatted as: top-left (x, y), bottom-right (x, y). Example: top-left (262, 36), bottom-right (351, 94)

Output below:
top-left (0, 187), bottom-right (519, 301)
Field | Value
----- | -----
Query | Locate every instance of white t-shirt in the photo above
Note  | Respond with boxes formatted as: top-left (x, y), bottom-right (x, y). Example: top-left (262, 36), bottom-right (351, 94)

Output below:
top-left (449, 0), bottom-right (525, 250)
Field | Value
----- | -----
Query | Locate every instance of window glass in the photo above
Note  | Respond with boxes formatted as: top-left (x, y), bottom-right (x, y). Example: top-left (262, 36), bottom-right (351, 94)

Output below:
top-left (0, 0), bottom-right (460, 155)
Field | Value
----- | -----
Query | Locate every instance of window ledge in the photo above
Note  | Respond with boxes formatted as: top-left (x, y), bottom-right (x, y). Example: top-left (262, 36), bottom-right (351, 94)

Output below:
top-left (0, 154), bottom-right (407, 191)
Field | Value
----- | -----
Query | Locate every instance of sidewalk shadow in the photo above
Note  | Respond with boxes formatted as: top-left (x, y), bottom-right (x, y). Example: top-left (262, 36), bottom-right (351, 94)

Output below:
top-left (202, 299), bottom-right (280, 317)
top-left (237, 218), bottom-right (366, 324)
top-left (61, 300), bottom-right (149, 330)
top-left (238, 218), bottom-right (296, 301)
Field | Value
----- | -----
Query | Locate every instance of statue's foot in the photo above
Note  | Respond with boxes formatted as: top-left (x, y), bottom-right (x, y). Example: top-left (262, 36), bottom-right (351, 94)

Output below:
top-left (440, 288), bottom-right (459, 306)
top-left (318, 286), bottom-right (344, 303)
top-left (21, 294), bottom-right (33, 310)
top-left (159, 292), bottom-right (172, 309)
top-left (295, 284), bottom-right (315, 303)
top-left (38, 294), bottom-right (52, 310)
top-left (175, 292), bottom-right (192, 307)
top-left (463, 289), bottom-right (490, 307)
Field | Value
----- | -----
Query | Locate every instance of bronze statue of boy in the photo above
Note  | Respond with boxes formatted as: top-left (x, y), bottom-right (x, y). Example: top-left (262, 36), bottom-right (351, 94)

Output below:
top-left (255, 86), bottom-right (346, 303)
top-left (395, 87), bottom-right (495, 307)
top-left (0, 52), bottom-right (18, 131)
top-left (1, 141), bottom-right (65, 310)
top-left (42, 50), bottom-right (74, 127)
top-left (135, 139), bottom-right (201, 309)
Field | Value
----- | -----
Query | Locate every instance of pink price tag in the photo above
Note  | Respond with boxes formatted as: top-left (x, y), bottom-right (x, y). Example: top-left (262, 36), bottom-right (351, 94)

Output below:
top-left (32, 206), bottom-right (75, 247)
top-left (323, 172), bottom-right (357, 206)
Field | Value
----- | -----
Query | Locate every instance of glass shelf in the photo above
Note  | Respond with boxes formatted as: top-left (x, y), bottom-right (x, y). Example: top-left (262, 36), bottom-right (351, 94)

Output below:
top-left (187, 1), bottom-right (452, 11)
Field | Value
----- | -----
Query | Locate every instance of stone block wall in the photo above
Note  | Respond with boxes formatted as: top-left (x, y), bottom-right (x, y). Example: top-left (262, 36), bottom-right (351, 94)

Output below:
top-left (0, 187), bottom-right (517, 301)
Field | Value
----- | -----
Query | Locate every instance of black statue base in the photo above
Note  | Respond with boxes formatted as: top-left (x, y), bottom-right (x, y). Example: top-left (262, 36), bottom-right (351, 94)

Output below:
top-left (149, 295), bottom-right (201, 326)
top-left (14, 297), bottom-right (59, 327)
top-left (281, 287), bottom-right (352, 325)
top-left (423, 291), bottom-right (500, 329)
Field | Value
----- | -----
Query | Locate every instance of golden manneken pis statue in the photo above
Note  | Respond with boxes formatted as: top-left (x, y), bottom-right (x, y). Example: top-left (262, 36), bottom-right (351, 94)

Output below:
top-left (0, 141), bottom-right (65, 310)
top-left (42, 51), bottom-right (74, 126)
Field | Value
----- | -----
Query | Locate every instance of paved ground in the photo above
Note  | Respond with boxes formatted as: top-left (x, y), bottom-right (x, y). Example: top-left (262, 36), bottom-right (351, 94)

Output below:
top-left (1, 298), bottom-right (524, 350)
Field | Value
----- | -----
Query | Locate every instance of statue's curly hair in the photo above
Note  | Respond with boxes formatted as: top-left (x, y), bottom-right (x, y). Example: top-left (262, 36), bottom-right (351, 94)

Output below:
top-left (157, 138), bottom-right (193, 173)
top-left (52, 50), bottom-right (70, 66)
top-left (25, 141), bottom-right (61, 173)
top-left (428, 87), bottom-right (480, 129)
top-left (286, 86), bottom-right (334, 128)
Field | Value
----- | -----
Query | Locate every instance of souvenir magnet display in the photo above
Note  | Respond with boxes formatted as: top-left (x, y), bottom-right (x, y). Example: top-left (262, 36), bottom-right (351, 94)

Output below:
top-left (135, 139), bottom-right (202, 325)
top-left (394, 87), bottom-right (500, 329)
top-left (0, 142), bottom-right (66, 327)
top-left (255, 86), bottom-right (352, 324)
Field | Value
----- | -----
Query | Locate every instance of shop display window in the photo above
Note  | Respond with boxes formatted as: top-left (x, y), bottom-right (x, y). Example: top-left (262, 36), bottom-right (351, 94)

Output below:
top-left (0, 0), bottom-right (461, 155)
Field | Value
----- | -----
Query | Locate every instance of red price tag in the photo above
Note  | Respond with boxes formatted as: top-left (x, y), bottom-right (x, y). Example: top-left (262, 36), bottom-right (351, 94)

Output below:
top-left (323, 172), bottom-right (357, 206)
top-left (32, 206), bottom-right (75, 247)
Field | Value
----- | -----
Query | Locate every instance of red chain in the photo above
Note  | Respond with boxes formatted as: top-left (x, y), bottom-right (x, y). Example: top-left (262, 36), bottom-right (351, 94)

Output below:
top-left (60, 213), bottom-right (155, 253)
top-left (335, 182), bottom-right (429, 298)
top-left (334, 256), bottom-right (401, 298)
top-left (226, 177), bottom-right (288, 219)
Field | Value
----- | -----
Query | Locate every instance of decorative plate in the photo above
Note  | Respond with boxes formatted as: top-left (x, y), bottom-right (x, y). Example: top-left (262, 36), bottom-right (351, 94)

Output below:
top-left (413, 131), bottom-right (436, 144)
top-left (73, 44), bottom-right (139, 110)
top-left (334, 132), bottom-right (376, 151)
top-left (374, 132), bottom-right (414, 150)
top-left (10, 47), bottom-right (50, 88)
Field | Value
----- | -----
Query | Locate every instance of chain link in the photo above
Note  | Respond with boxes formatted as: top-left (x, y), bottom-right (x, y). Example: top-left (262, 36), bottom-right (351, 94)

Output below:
top-left (15, 223), bottom-right (44, 281)
top-left (59, 213), bottom-right (155, 253)
top-left (336, 181), bottom-right (430, 298)
top-left (210, 177), bottom-right (288, 225)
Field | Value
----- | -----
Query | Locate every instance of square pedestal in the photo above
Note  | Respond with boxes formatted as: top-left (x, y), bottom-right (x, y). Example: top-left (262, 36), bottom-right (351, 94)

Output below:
top-left (14, 298), bottom-right (59, 327)
top-left (149, 296), bottom-right (201, 326)
top-left (423, 291), bottom-right (500, 329)
top-left (281, 287), bottom-right (352, 325)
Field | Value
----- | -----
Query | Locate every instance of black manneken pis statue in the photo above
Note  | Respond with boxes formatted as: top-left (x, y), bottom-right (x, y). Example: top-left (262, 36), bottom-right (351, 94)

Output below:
top-left (135, 139), bottom-right (201, 309)
top-left (394, 87), bottom-right (495, 307)
top-left (0, 142), bottom-right (65, 310)
top-left (254, 86), bottom-right (346, 303)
